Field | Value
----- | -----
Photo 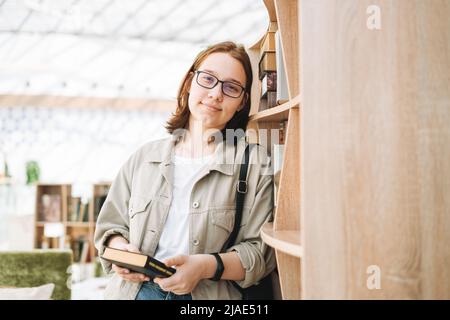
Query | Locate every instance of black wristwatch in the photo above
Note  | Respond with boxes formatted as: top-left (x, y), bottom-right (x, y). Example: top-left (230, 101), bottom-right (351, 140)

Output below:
top-left (210, 253), bottom-right (224, 281)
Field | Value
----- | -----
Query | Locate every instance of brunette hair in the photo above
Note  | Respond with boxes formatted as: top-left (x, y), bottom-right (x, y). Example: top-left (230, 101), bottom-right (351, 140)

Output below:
top-left (165, 41), bottom-right (252, 138)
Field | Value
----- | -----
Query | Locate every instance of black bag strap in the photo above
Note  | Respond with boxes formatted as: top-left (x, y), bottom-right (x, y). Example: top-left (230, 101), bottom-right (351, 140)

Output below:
top-left (224, 143), bottom-right (256, 298)
top-left (223, 143), bottom-right (255, 251)
top-left (222, 143), bottom-right (273, 299)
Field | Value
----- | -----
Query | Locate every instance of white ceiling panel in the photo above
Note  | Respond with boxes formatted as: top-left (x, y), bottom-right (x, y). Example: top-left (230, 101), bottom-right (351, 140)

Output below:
top-left (0, 0), bottom-right (268, 99)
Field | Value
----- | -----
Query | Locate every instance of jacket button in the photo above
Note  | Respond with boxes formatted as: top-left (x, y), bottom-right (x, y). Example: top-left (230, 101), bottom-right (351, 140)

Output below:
top-left (193, 239), bottom-right (199, 246)
top-left (192, 201), bottom-right (199, 208)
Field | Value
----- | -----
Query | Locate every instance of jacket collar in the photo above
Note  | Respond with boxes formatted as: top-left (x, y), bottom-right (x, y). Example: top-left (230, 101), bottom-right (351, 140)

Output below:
top-left (144, 136), bottom-right (237, 176)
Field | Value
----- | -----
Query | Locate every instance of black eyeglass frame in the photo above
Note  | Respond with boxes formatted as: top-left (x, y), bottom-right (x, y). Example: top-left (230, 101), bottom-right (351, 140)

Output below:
top-left (194, 70), bottom-right (246, 98)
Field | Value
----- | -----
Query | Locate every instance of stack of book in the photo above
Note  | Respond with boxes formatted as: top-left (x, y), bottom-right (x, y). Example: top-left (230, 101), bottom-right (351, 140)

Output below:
top-left (258, 23), bottom-right (290, 111)
top-left (258, 22), bottom-right (278, 111)
top-left (68, 197), bottom-right (89, 222)
top-left (71, 235), bottom-right (90, 263)
top-left (275, 30), bottom-right (289, 105)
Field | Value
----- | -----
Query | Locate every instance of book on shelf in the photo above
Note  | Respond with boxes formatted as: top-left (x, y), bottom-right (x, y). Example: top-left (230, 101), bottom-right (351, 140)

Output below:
top-left (259, 98), bottom-right (269, 111)
top-left (69, 197), bottom-right (81, 222)
top-left (273, 144), bottom-right (285, 207)
top-left (274, 171), bottom-right (281, 207)
top-left (259, 71), bottom-right (278, 112)
top-left (68, 197), bottom-right (89, 222)
top-left (72, 236), bottom-right (89, 263)
top-left (80, 239), bottom-right (90, 263)
top-left (40, 235), bottom-right (61, 249)
top-left (267, 92), bottom-right (277, 109)
top-left (78, 201), bottom-right (88, 222)
top-left (102, 247), bottom-right (176, 278)
top-left (279, 121), bottom-right (287, 145)
top-left (260, 31), bottom-right (276, 58)
top-left (93, 195), bottom-right (107, 221)
top-left (259, 92), bottom-right (278, 112)
top-left (258, 51), bottom-right (276, 80)
top-left (275, 30), bottom-right (289, 104)
top-left (39, 194), bottom-right (62, 222)
top-left (261, 71), bottom-right (277, 98)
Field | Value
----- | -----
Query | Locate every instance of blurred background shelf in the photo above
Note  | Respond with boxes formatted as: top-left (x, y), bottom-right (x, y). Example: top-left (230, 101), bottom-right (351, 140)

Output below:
top-left (34, 183), bottom-right (110, 264)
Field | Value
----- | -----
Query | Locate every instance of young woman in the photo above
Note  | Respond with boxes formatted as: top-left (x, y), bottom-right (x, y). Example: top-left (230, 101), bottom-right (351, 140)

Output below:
top-left (94, 41), bottom-right (275, 300)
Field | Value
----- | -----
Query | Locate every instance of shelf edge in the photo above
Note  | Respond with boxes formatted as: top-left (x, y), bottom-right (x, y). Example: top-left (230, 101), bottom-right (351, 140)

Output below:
top-left (249, 94), bottom-right (300, 122)
top-left (261, 222), bottom-right (302, 258)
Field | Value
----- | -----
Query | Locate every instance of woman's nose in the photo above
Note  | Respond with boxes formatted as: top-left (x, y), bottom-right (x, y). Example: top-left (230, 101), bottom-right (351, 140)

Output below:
top-left (208, 82), bottom-right (223, 101)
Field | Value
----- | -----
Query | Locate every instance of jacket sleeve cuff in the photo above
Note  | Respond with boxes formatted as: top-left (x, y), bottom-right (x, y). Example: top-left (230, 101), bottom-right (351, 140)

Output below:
top-left (97, 228), bottom-right (130, 274)
top-left (226, 243), bottom-right (266, 288)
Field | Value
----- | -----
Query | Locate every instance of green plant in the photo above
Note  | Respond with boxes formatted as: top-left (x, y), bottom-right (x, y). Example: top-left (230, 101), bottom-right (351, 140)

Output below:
top-left (26, 161), bottom-right (40, 185)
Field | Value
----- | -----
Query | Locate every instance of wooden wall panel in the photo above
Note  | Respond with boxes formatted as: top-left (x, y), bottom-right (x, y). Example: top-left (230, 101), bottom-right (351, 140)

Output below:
top-left (301, 0), bottom-right (450, 299)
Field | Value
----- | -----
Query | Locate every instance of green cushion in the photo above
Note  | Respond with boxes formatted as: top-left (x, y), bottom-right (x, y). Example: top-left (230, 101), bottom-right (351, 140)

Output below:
top-left (0, 250), bottom-right (72, 300)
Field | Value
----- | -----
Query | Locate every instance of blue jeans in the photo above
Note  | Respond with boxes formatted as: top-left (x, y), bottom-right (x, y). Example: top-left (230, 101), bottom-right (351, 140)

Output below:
top-left (135, 280), bottom-right (192, 300)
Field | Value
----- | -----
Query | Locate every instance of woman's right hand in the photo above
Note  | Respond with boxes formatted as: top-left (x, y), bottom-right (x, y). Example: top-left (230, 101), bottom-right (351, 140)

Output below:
top-left (107, 235), bottom-right (150, 283)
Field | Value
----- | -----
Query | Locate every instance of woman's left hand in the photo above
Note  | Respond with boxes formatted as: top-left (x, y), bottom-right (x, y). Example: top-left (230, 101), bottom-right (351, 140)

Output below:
top-left (153, 254), bottom-right (214, 295)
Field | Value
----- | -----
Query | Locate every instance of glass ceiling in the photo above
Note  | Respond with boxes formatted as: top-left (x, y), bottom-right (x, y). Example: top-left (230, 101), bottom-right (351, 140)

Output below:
top-left (0, 0), bottom-right (268, 100)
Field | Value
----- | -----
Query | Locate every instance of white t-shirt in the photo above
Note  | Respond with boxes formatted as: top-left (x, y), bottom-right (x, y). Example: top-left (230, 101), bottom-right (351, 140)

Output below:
top-left (154, 153), bottom-right (214, 262)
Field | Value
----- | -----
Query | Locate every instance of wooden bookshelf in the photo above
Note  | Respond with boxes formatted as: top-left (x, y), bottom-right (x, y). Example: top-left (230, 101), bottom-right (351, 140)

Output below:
top-left (34, 184), bottom-right (71, 251)
top-left (248, 0), bottom-right (301, 299)
top-left (34, 182), bottom-right (110, 264)
top-left (249, 95), bottom-right (300, 122)
top-left (251, 0), bottom-right (450, 300)
top-left (261, 223), bottom-right (302, 258)
top-left (89, 183), bottom-right (111, 259)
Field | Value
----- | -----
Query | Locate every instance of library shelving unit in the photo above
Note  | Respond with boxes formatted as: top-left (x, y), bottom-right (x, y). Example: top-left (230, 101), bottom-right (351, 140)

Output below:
top-left (34, 184), bottom-right (72, 250)
top-left (249, 0), bottom-right (450, 299)
top-left (247, 0), bottom-right (301, 299)
top-left (34, 182), bottom-right (110, 263)
top-left (88, 183), bottom-right (111, 260)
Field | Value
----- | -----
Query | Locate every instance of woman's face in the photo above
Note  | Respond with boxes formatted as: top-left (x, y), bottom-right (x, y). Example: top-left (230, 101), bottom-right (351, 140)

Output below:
top-left (188, 52), bottom-right (247, 131)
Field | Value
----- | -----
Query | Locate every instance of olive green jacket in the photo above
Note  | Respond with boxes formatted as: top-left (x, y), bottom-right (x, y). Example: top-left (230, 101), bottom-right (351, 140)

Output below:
top-left (94, 136), bottom-right (275, 300)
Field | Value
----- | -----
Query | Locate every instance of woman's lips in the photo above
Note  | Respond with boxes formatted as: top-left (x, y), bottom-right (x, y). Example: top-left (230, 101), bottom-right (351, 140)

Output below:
top-left (201, 102), bottom-right (221, 112)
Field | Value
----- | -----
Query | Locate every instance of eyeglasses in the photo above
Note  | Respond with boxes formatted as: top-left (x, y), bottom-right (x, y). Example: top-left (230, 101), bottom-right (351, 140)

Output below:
top-left (194, 70), bottom-right (245, 98)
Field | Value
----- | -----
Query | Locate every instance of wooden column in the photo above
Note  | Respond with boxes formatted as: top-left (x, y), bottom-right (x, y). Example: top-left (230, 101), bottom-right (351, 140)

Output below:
top-left (301, 0), bottom-right (450, 299)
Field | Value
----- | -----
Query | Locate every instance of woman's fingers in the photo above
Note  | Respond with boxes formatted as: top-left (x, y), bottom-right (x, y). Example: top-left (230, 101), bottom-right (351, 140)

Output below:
top-left (121, 271), bottom-right (150, 282)
top-left (162, 255), bottom-right (187, 268)
top-left (109, 243), bottom-right (149, 282)
top-left (112, 264), bottom-right (150, 282)
top-left (124, 243), bottom-right (141, 253)
top-left (122, 272), bottom-right (150, 282)
top-left (112, 264), bottom-right (129, 274)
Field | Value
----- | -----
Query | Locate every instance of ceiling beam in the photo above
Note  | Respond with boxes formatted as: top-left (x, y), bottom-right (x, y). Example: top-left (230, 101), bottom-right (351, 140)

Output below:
top-left (0, 94), bottom-right (176, 112)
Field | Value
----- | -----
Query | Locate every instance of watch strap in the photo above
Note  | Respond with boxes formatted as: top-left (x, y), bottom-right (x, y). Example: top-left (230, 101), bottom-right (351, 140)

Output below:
top-left (210, 253), bottom-right (224, 281)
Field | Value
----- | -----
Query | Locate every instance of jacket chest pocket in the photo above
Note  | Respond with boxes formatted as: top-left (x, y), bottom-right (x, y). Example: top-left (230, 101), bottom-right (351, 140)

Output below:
top-left (128, 195), bottom-right (152, 245)
top-left (205, 209), bottom-right (247, 252)
top-left (129, 195), bottom-right (152, 218)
